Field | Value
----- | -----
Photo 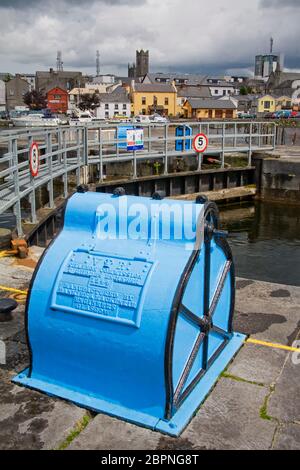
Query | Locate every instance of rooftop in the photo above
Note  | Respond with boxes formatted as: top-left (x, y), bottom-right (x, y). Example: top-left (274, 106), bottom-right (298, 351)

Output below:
top-left (133, 82), bottom-right (176, 93)
top-left (186, 98), bottom-right (237, 109)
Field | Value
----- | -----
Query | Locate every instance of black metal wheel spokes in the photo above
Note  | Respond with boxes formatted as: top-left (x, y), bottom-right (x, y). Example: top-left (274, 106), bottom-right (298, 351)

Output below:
top-left (172, 203), bottom-right (234, 409)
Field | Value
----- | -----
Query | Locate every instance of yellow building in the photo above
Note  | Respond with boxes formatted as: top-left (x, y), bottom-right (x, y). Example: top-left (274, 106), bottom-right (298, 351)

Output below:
top-left (275, 95), bottom-right (292, 110)
top-left (131, 82), bottom-right (177, 116)
top-left (182, 98), bottom-right (237, 120)
top-left (257, 95), bottom-right (276, 114)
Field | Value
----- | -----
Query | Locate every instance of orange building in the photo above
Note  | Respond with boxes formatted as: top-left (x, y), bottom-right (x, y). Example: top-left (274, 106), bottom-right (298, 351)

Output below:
top-left (47, 87), bottom-right (68, 113)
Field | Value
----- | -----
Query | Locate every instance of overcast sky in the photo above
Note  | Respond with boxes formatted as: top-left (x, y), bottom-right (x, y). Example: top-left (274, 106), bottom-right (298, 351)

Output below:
top-left (0, 0), bottom-right (299, 76)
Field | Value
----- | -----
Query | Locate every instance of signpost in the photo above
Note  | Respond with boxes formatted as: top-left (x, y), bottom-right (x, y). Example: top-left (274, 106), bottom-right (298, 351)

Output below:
top-left (127, 129), bottom-right (144, 151)
top-left (29, 142), bottom-right (40, 177)
top-left (193, 133), bottom-right (208, 153)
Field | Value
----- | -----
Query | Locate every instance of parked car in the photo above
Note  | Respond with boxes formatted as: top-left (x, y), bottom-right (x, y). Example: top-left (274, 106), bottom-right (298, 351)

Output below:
top-left (238, 112), bottom-right (257, 119)
top-left (133, 115), bottom-right (151, 124)
top-left (149, 114), bottom-right (169, 123)
top-left (264, 112), bottom-right (275, 119)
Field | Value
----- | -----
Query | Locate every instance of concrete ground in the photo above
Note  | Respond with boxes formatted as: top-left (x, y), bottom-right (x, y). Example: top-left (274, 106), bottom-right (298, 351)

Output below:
top-left (0, 249), bottom-right (299, 450)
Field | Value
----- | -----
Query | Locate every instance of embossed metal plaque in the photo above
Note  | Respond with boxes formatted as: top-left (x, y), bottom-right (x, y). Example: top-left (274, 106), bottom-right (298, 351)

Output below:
top-left (51, 250), bottom-right (154, 327)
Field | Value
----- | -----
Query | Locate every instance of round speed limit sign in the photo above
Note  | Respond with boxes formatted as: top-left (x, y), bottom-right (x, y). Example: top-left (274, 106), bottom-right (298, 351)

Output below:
top-left (193, 133), bottom-right (208, 153)
top-left (29, 142), bottom-right (40, 177)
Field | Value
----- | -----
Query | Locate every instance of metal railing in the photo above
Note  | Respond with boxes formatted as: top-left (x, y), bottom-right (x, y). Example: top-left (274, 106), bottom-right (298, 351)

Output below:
top-left (0, 121), bottom-right (276, 236)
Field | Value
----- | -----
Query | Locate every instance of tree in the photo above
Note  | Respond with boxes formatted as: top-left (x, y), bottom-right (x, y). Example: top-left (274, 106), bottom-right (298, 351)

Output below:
top-left (78, 92), bottom-right (100, 111)
top-left (3, 74), bottom-right (12, 83)
top-left (239, 85), bottom-right (253, 96)
top-left (23, 90), bottom-right (47, 110)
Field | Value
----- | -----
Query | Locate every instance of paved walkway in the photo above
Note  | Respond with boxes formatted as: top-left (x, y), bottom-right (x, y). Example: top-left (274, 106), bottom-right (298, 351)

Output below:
top-left (0, 251), bottom-right (299, 450)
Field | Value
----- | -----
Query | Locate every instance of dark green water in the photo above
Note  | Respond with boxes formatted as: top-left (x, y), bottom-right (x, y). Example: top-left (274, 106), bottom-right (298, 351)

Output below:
top-left (220, 201), bottom-right (300, 287)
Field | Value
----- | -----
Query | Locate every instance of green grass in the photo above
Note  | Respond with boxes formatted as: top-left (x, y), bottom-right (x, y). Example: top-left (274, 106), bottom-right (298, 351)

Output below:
top-left (259, 385), bottom-right (275, 421)
top-left (221, 372), bottom-right (265, 387)
top-left (56, 414), bottom-right (92, 450)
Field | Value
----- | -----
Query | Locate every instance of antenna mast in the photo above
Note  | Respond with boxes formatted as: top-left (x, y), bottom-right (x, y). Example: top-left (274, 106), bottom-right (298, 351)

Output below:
top-left (96, 50), bottom-right (100, 76)
top-left (57, 51), bottom-right (63, 72)
top-left (270, 37), bottom-right (274, 54)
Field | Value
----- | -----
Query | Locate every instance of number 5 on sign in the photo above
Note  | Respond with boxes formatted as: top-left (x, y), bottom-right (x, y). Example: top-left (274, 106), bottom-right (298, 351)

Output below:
top-left (193, 133), bottom-right (208, 153)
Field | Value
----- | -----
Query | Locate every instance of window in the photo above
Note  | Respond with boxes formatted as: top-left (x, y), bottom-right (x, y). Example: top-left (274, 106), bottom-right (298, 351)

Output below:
top-left (105, 111), bottom-right (109, 118)
top-left (215, 109), bottom-right (223, 118)
top-left (223, 90), bottom-right (226, 96)
top-left (264, 101), bottom-right (271, 109)
top-left (214, 90), bottom-right (218, 95)
top-left (123, 112), bottom-right (127, 116)
top-left (142, 108), bottom-right (146, 115)
top-left (123, 103), bottom-right (127, 109)
top-left (105, 104), bottom-right (109, 110)
top-left (54, 94), bottom-right (61, 100)
top-left (165, 97), bottom-right (169, 106)
top-left (142, 97), bottom-right (146, 105)
top-left (114, 104), bottom-right (119, 110)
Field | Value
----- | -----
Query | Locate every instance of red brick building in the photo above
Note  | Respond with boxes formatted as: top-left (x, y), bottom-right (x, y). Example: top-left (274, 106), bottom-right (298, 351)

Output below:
top-left (47, 87), bottom-right (68, 113)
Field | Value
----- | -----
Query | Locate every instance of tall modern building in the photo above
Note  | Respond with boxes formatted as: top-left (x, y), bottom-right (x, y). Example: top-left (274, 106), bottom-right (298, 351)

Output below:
top-left (255, 53), bottom-right (284, 80)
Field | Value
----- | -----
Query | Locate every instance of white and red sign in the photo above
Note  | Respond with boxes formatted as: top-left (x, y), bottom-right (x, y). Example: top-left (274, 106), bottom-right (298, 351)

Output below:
top-left (29, 142), bottom-right (40, 177)
top-left (193, 133), bottom-right (208, 153)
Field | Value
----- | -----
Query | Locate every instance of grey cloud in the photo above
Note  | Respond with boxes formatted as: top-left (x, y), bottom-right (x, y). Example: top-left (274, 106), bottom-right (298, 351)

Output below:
top-left (0, 0), bottom-right (143, 8)
top-left (261, 0), bottom-right (300, 7)
top-left (0, 0), bottom-right (299, 76)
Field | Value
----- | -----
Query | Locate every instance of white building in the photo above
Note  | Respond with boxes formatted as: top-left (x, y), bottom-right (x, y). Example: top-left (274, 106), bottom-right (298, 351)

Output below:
top-left (95, 88), bottom-right (131, 120)
top-left (0, 80), bottom-right (6, 112)
top-left (20, 74), bottom-right (35, 91)
top-left (205, 78), bottom-right (236, 97)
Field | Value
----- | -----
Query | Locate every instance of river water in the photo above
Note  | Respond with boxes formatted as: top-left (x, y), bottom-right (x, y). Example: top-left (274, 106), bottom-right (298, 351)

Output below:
top-left (220, 201), bottom-right (300, 287)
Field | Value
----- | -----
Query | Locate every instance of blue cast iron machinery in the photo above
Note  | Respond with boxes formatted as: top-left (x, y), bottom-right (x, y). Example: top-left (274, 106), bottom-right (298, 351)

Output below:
top-left (14, 188), bottom-right (245, 436)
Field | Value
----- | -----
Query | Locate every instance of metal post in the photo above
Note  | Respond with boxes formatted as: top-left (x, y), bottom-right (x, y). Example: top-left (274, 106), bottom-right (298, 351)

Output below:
top-left (273, 123), bottom-right (276, 149)
top-left (62, 130), bottom-right (68, 198)
top-left (47, 131), bottom-right (54, 208)
top-left (234, 122), bottom-right (237, 148)
top-left (148, 124), bottom-right (152, 154)
top-left (12, 137), bottom-right (23, 237)
top-left (164, 124), bottom-right (168, 175)
top-left (221, 122), bottom-right (225, 168)
top-left (76, 128), bottom-right (81, 185)
top-left (248, 122), bottom-right (253, 167)
top-left (133, 149), bottom-right (137, 179)
top-left (258, 122), bottom-right (261, 148)
top-left (28, 135), bottom-right (37, 224)
top-left (198, 123), bottom-right (202, 171)
top-left (99, 135), bottom-right (103, 182)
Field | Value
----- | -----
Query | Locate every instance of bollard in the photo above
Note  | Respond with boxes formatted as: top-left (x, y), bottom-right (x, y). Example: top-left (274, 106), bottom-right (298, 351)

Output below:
top-left (13, 192), bottom-right (245, 436)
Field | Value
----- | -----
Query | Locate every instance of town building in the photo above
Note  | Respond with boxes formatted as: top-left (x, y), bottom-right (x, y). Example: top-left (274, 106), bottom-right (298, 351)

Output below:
top-left (257, 95), bottom-right (276, 114)
top-left (5, 74), bottom-right (30, 111)
top-left (47, 87), bottom-right (68, 114)
top-left (131, 82), bottom-right (177, 116)
top-left (204, 78), bottom-right (236, 97)
top-left (128, 50), bottom-right (149, 78)
top-left (0, 80), bottom-right (6, 112)
top-left (95, 87), bottom-right (130, 120)
top-left (69, 82), bottom-right (121, 111)
top-left (267, 68), bottom-right (300, 92)
top-left (275, 96), bottom-right (293, 110)
top-left (182, 98), bottom-right (237, 119)
top-left (255, 53), bottom-right (284, 80)
top-left (177, 86), bottom-right (211, 116)
top-left (20, 74), bottom-right (36, 91)
top-left (36, 68), bottom-right (85, 94)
